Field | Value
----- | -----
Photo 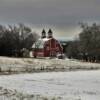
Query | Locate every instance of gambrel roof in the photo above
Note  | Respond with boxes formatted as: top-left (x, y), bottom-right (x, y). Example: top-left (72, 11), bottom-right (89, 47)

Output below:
top-left (32, 38), bottom-right (50, 49)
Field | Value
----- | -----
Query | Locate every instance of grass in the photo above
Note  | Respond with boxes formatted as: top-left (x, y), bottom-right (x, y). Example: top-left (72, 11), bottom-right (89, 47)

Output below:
top-left (0, 87), bottom-right (64, 100)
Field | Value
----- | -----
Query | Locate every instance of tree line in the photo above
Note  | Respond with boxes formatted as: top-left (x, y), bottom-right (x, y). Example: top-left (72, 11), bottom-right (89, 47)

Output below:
top-left (1, 22), bottom-right (100, 62)
top-left (0, 23), bottom-right (39, 57)
top-left (65, 23), bottom-right (100, 62)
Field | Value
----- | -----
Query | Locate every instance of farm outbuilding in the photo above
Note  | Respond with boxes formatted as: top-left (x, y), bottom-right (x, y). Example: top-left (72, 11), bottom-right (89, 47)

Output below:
top-left (32, 29), bottom-right (63, 57)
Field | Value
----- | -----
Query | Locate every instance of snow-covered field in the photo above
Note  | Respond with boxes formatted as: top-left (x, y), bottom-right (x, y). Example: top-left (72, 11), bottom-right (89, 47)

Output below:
top-left (0, 57), bottom-right (100, 74)
top-left (0, 70), bottom-right (100, 100)
top-left (0, 57), bottom-right (100, 99)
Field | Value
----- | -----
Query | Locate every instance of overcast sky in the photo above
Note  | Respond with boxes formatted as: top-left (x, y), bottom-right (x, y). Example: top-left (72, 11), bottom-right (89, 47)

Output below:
top-left (0, 0), bottom-right (100, 40)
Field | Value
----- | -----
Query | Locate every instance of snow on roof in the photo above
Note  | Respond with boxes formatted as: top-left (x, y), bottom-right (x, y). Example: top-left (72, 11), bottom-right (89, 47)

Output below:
top-left (32, 38), bottom-right (50, 49)
top-left (42, 38), bottom-right (50, 41)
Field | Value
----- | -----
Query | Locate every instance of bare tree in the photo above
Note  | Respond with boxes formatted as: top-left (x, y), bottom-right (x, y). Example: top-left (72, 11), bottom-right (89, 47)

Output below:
top-left (0, 24), bottom-right (39, 57)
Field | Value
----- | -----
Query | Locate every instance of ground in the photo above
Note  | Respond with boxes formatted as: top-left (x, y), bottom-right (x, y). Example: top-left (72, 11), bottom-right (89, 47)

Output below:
top-left (0, 70), bottom-right (100, 100)
top-left (0, 57), bottom-right (100, 74)
top-left (0, 57), bottom-right (100, 100)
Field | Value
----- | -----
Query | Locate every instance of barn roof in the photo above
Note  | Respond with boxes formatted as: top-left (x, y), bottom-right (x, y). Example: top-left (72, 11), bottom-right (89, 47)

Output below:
top-left (32, 37), bottom-right (61, 49)
top-left (32, 38), bottom-right (50, 49)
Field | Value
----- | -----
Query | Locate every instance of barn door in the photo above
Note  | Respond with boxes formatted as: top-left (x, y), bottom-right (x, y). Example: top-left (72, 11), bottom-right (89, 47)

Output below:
top-left (50, 51), bottom-right (56, 57)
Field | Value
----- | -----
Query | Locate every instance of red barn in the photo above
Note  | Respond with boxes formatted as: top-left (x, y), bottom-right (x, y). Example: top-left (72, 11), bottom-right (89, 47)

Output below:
top-left (32, 29), bottom-right (63, 57)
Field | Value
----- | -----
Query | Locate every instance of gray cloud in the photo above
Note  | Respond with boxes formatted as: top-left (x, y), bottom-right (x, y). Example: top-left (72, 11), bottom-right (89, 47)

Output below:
top-left (0, 0), bottom-right (100, 39)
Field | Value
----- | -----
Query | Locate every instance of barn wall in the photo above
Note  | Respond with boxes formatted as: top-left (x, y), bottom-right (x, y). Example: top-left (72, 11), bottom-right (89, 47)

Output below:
top-left (32, 38), bottom-right (63, 57)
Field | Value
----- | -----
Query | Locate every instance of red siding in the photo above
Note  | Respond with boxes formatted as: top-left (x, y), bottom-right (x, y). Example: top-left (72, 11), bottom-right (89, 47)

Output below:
top-left (33, 38), bottom-right (63, 57)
